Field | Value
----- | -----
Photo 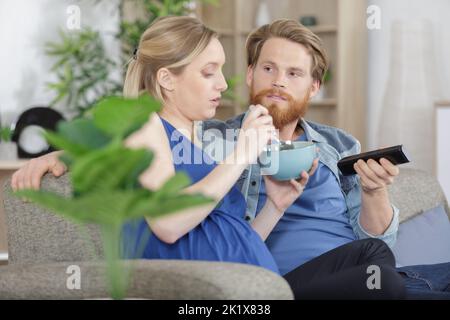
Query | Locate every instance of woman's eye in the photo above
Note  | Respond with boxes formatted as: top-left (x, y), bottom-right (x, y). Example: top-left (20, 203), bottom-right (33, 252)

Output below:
top-left (264, 66), bottom-right (272, 72)
top-left (203, 73), bottom-right (214, 78)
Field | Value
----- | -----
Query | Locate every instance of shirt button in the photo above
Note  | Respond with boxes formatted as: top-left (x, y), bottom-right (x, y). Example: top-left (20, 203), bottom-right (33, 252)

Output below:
top-left (245, 216), bottom-right (251, 221)
top-left (251, 181), bottom-right (256, 186)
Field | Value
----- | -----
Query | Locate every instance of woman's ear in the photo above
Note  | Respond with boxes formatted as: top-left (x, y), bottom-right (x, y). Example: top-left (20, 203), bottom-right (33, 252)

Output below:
top-left (156, 68), bottom-right (175, 92)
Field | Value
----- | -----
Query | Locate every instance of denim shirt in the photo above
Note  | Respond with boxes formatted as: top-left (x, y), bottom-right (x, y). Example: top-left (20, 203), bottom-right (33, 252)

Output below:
top-left (196, 112), bottom-right (399, 248)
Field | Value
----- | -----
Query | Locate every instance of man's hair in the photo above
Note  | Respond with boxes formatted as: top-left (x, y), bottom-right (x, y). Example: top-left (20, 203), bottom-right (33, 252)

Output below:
top-left (246, 19), bottom-right (329, 85)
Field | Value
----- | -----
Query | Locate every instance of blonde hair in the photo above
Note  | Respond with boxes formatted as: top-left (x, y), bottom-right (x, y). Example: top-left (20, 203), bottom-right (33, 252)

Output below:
top-left (123, 16), bottom-right (218, 100)
top-left (246, 19), bottom-right (328, 85)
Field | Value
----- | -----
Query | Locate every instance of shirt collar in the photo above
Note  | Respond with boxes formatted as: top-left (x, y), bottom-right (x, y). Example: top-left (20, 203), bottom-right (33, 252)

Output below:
top-left (298, 118), bottom-right (327, 144)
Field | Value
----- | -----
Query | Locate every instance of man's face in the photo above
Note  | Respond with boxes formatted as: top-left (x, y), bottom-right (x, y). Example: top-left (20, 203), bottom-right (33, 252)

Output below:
top-left (247, 37), bottom-right (320, 129)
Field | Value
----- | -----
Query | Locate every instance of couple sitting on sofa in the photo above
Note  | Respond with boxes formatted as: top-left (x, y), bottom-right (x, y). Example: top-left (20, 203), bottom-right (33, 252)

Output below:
top-left (12, 17), bottom-right (450, 299)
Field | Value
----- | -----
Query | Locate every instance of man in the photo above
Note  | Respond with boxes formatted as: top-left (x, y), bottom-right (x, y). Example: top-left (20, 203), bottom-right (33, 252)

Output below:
top-left (12, 19), bottom-right (450, 299)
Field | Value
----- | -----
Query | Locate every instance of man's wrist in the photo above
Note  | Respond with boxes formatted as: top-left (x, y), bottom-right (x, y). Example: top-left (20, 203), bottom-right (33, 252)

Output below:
top-left (362, 186), bottom-right (389, 198)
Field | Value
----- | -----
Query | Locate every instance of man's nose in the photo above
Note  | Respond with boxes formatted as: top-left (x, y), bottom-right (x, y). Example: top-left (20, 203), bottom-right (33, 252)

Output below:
top-left (272, 74), bottom-right (287, 89)
top-left (272, 82), bottom-right (286, 89)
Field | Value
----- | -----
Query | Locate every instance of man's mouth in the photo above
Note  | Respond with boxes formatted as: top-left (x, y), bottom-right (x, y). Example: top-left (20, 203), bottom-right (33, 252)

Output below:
top-left (267, 95), bottom-right (287, 102)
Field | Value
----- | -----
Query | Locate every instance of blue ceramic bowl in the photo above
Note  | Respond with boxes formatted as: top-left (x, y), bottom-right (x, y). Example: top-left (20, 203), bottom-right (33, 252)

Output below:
top-left (259, 141), bottom-right (316, 181)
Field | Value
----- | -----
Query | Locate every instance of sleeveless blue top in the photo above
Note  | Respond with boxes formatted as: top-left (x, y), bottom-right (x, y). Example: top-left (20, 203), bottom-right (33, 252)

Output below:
top-left (122, 117), bottom-right (279, 274)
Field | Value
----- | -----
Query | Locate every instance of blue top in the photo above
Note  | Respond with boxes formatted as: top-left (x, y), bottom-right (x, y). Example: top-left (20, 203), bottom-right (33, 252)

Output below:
top-left (256, 133), bottom-right (356, 275)
top-left (122, 117), bottom-right (279, 274)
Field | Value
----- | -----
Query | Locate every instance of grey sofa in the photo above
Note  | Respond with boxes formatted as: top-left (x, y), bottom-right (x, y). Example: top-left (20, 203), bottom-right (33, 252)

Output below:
top-left (1, 168), bottom-right (449, 299)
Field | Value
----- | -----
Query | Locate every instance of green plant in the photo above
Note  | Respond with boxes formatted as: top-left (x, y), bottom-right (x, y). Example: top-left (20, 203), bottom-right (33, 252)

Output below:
top-left (0, 127), bottom-right (13, 142)
top-left (119, 0), bottom-right (218, 55)
top-left (15, 94), bottom-right (213, 299)
top-left (323, 68), bottom-right (332, 84)
top-left (45, 0), bottom-right (219, 118)
top-left (45, 28), bottom-right (122, 116)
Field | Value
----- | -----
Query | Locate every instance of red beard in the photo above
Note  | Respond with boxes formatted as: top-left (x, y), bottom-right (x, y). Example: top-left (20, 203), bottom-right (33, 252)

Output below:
top-left (250, 87), bottom-right (311, 129)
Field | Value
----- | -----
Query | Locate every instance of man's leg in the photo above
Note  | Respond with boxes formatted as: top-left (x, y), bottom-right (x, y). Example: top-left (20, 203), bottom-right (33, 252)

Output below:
top-left (283, 238), bottom-right (405, 299)
top-left (397, 262), bottom-right (450, 299)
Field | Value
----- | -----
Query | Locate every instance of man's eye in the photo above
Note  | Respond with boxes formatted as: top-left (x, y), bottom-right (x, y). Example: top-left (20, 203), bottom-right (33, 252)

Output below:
top-left (203, 73), bottom-right (214, 78)
top-left (264, 66), bottom-right (272, 72)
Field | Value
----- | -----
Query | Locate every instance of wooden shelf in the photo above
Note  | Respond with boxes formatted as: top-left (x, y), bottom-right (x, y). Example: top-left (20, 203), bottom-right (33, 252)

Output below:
top-left (240, 24), bottom-right (337, 35)
top-left (0, 160), bottom-right (27, 170)
top-left (308, 25), bottom-right (338, 34)
top-left (310, 98), bottom-right (337, 106)
top-left (435, 100), bottom-right (450, 107)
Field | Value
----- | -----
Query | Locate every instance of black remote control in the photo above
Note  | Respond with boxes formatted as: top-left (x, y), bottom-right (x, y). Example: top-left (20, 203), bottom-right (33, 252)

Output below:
top-left (337, 145), bottom-right (410, 176)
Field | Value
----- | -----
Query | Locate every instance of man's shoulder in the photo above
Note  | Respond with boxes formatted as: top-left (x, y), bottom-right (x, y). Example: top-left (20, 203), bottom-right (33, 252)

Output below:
top-left (306, 120), bottom-right (360, 154)
top-left (202, 113), bottom-right (245, 131)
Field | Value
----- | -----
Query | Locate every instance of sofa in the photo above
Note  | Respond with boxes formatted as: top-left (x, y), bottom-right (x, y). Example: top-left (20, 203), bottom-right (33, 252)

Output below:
top-left (0, 168), bottom-right (449, 299)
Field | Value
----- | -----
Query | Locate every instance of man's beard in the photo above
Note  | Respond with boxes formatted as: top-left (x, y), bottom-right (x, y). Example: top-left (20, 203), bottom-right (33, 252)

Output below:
top-left (250, 87), bottom-right (311, 129)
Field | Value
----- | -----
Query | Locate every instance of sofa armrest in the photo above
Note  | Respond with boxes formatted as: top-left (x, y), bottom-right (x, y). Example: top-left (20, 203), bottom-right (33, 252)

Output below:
top-left (0, 260), bottom-right (293, 300)
top-left (387, 168), bottom-right (450, 223)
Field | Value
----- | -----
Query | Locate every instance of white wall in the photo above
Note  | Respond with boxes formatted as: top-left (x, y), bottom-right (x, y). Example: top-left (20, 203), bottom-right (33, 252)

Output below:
top-left (366, 0), bottom-right (450, 174)
top-left (437, 107), bottom-right (450, 201)
top-left (0, 0), bottom-right (121, 127)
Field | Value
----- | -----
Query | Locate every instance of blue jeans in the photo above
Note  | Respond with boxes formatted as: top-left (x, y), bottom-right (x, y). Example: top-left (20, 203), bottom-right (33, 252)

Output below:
top-left (397, 262), bottom-right (450, 299)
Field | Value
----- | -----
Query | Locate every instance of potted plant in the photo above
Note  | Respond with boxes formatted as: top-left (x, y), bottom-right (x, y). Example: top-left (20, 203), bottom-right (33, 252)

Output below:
top-left (46, 0), bottom-right (218, 119)
top-left (15, 94), bottom-right (213, 299)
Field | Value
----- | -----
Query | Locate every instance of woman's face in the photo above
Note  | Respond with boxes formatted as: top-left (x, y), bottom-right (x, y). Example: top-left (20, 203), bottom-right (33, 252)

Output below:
top-left (169, 38), bottom-right (228, 121)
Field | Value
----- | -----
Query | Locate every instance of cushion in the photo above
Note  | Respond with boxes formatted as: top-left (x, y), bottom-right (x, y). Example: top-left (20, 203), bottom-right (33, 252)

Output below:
top-left (392, 205), bottom-right (450, 267)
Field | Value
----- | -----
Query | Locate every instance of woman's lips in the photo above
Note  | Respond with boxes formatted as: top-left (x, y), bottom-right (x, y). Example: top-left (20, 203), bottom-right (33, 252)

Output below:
top-left (210, 98), bottom-right (221, 107)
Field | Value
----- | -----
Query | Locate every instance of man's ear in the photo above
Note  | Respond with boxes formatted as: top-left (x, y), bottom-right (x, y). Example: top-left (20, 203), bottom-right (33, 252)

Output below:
top-left (156, 68), bottom-right (175, 92)
top-left (308, 80), bottom-right (321, 100)
top-left (246, 65), bottom-right (254, 88)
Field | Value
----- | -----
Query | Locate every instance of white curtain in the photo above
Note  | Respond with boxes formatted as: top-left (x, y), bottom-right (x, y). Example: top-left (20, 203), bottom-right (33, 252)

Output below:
top-left (367, 0), bottom-right (450, 174)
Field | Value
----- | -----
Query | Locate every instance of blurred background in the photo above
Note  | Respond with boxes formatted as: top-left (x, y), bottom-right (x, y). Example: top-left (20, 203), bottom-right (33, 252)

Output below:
top-left (0, 0), bottom-right (449, 199)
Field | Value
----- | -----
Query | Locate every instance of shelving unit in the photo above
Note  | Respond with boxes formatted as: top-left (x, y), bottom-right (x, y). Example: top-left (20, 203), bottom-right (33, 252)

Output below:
top-left (198, 0), bottom-right (367, 147)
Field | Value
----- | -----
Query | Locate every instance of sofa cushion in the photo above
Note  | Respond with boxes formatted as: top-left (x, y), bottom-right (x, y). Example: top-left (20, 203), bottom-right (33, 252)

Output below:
top-left (392, 205), bottom-right (450, 267)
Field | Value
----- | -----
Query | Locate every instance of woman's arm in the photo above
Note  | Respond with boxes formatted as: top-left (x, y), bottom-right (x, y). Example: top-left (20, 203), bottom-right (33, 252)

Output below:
top-left (127, 106), bottom-right (275, 244)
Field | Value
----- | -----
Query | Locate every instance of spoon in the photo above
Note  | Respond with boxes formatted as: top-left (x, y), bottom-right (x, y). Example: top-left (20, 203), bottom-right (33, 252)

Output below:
top-left (265, 136), bottom-right (294, 151)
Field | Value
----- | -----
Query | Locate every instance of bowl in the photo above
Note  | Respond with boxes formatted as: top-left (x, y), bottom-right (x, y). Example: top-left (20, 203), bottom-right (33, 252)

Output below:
top-left (258, 141), bottom-right (316, 181)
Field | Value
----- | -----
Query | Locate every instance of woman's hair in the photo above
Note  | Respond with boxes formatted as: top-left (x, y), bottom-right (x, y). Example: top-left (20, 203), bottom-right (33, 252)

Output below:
top-left (123, 16), bottom-right (218, 100)
top-left (246, 19), bottom-right (328, 85)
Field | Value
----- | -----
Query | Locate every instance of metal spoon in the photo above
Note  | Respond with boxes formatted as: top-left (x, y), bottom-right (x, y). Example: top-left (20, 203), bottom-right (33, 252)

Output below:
top-left (265, 137), bottom-right (294, 152)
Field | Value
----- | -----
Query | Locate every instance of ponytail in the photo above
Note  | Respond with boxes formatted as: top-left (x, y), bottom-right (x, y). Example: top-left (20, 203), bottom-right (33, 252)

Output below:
top-left (123, 59), bottom-right (144, 98)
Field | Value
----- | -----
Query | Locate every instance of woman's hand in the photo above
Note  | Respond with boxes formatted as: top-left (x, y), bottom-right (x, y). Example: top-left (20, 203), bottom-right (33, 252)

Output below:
top-left (264, 158), bottom-right (319, 213)
top-left (235, 105), bottom-right (276, 165)
top-left (11, 151), bottom-right (66, 191)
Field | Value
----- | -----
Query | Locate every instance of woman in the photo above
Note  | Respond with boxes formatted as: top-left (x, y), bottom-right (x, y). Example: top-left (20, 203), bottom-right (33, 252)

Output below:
top-left (12, 16), bottom-right (404, 299)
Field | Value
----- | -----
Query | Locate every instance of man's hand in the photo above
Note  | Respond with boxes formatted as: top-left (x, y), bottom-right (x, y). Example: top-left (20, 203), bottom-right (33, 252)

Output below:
top-left (353, 158), bottom-right (399, 194)
top-left (264, 158), bottom-right (319, 213)
top-left (11, 151), bottom-right (66, 191)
